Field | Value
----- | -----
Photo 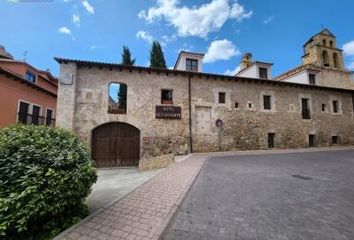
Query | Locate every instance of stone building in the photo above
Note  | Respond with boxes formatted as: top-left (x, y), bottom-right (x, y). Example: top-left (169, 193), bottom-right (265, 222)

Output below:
top-left (54, 44), bottom-right (354, 169)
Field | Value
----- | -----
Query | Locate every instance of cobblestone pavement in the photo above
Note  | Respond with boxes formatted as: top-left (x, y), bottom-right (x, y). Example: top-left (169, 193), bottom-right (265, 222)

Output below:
top-left (162, 149), bottom-right (354, 240)
top-left (55, 156), bottom-right (205, 240)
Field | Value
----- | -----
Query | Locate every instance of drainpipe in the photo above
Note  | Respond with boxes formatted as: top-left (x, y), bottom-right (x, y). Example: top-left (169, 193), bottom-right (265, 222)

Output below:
top-left (188, 74), bottom-right (193, 153)
top-left (352, 92), bottom-right (354, 113)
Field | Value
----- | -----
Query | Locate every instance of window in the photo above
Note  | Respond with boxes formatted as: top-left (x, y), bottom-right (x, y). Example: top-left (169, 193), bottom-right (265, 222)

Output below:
top-left (268, 133), bottom-right (275, 148)
top-left (18, 101), bottom-right (30, 124)
top-left (235, 102), bottom-right (239, 108)
top-left (25, 71), bottom-right (36, 83)
top-left (259, 67), bottom-right (268, 79)
top-left (332, 136), bottom-right (338, 144)
top-left (32, 105), bottom-right (41, 125)
top-left (186, 58), bottom-right (198, 71)
top-left (108, 82), bottom-right (127, 114)
top-left (218, 92), bottom-right (226, 104)
top-left (330, 40), bottom-right (333, 48)
top-left (333, 100), bottom-right (339, 113)
top-left (161, 89), bottom-right (173, 104)
top-left (309, 134), bottom-right (315, 147)
top-left (46, 109), bottom-right (55, 126)
top-left (321, 104), bottom-right (326, 112)
top-left (248, 102), bottom-right (252, 109)
top-left (301, 98), bottom-right (310, 119)
top-left (309, 74), bottom-right (316, 85)
top-left (263, 95), bottom-right (271, 110)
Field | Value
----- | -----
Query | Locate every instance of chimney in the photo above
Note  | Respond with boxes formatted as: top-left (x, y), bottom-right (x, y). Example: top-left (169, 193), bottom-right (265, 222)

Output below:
top-left (240, 52), bottom-right (253, 70)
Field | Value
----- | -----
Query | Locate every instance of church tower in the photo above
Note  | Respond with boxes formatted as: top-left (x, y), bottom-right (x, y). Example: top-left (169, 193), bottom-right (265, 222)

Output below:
top-left (302, 28), bottom-right (344, 69)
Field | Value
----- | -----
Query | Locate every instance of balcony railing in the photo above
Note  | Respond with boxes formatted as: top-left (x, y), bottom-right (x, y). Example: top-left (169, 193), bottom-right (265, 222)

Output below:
top-left (302, 109), bottom-right (311, 119)
top-left (18, 113), bottom-right (56, 126)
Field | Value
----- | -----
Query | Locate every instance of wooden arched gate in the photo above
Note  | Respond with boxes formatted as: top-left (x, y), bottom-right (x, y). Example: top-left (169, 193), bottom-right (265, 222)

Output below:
top-left (92, 122), bottom-right (140, 167)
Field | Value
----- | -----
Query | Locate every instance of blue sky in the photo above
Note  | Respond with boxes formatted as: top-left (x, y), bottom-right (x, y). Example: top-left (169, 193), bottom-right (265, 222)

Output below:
top-left (1, 0), bottom-right (354, 77)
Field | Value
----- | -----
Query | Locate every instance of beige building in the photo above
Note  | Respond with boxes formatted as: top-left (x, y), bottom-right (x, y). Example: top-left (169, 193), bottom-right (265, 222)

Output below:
top-left (54, 47), bottom-right (354, 169)
top-left (275, 29), bottom-right (354, 89)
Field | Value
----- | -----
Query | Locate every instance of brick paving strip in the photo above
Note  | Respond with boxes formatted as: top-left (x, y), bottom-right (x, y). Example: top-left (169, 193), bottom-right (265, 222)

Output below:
top-left (54, 155), bottom-right (205, 240)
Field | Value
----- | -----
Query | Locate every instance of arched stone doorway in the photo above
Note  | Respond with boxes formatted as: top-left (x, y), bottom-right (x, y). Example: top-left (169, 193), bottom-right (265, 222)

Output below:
top-left (92, 122), bottom-right (140, 167)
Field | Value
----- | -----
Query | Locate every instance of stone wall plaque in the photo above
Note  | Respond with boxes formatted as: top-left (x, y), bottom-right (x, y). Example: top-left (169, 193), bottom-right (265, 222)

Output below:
top-left (156, 106), bottom-right (182, 119)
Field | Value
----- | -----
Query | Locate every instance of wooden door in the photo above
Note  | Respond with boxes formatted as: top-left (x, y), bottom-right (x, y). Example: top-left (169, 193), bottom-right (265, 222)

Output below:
top-left (92, 122), bottom-right (140, 167)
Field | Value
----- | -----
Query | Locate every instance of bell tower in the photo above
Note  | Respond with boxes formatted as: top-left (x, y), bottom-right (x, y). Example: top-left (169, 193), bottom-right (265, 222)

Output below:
top-left (302, 28), bottom-right (344, 69)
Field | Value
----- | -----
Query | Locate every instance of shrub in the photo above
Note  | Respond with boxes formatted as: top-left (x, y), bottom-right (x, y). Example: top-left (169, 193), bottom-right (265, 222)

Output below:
top-left (0, 125), bottom-right (97, 240)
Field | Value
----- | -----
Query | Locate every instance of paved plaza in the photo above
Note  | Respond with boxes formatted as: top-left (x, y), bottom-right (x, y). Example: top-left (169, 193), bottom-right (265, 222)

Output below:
top-left (162, 149), bottom-right (354, 240)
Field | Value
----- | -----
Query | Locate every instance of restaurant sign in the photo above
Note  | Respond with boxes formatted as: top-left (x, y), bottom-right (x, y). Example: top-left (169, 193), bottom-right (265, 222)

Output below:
top-left (156, 106), bottom-right (181, 119)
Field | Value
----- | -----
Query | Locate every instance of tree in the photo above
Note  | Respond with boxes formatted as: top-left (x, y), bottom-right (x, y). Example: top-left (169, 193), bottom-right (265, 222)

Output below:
top-left (149, 41), bottom-right (167, 68)
top-left (121, 46), bottom-right (135, 65)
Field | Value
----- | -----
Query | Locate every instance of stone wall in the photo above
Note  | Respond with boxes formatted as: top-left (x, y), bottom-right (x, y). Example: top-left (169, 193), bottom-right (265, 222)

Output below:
top-left (56, 63), bottom-right (354, 168)
top-left (191, 77), bottom-right (354, 151)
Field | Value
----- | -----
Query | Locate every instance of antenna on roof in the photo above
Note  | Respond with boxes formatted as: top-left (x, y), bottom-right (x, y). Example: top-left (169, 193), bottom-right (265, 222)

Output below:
top-left (23, 50), bottom-right (28, 62)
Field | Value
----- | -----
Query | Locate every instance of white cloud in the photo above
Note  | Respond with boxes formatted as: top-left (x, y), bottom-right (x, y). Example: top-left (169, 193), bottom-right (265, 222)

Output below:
top-left (72, 14), bottom-right (80, 27)
top-left (343, 40), bottom-right (354, 56)
top-left (138, 0), bottom-right (252, 38)
top-left (58, 26), bottom-right (72, 35)
top-left (136, 30), bottom-right (154, 44)
top-left (225, 65), bottom-right (241, 76)
top-left (229, 2), bottom-right (253, 22)
top-left (82, 0), bottom-right (94, 15)
top-left (203, 39), bottom-right (241, 63)
top-left (263, 15), bottom-right (274, 24)
top-left (90, 45), bottom-right (97, 50)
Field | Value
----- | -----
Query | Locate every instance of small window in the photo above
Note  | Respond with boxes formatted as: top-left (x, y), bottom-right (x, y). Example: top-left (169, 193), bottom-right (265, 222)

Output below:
top-left (235, 102), bottom-right (239, 108)
top-left (330, 40), bottom-right (333, 48)
top-left (332, 136), bottom-right (338, 144)
top-left (301, 98), bottom-right (310, 119)
top-left (25, 71), bottom-right (36, 83)
top-left (268, 133), bottom-right (275, 148)
top-left (259, 67), bottom-right (268, 79)
top-left (321, 104), bottom-right (326, 112)
top-left (186, 58), bottom-right (198, 72)
top-left (161, 89), bottom-right (173, 104)
top-left (309, 74), bottom-right (316, 85)
top-left (108, 82), bottom-right (127, 114)
top-left (248, 102), bottom-right (252, 109)
top-left (263, 95), bottom-right (271, 110)
top-left (333, 100), bottom-right (339, 113)
top-left (218, 92), bottom-right (226, 104)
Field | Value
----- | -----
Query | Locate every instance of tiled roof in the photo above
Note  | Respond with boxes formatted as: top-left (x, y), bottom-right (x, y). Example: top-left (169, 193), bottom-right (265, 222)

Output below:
top-left (0, 67), bottom-right (57, 97)
top-left (54, 57), bottom-right (354, 93)
top-left (0, 58), bottom-right (58, 85)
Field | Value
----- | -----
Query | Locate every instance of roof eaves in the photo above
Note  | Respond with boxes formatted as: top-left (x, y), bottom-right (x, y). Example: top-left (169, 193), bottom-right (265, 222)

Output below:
top-left (54, 57), bottom-right (354, 93)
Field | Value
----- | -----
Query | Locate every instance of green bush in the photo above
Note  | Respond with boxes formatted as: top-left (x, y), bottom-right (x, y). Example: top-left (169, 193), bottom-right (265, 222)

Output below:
top-left (0, 125), bottom-right (97, 240)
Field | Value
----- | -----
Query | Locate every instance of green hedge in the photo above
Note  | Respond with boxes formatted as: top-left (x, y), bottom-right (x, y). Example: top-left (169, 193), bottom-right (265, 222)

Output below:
top-left (0, 125), bottom-right (97, 240)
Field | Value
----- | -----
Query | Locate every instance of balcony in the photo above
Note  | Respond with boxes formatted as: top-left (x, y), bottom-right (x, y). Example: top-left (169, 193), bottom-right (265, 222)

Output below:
top-left (18, 113), bottom-right (56, 126)
top-left (302, 109), bottom-right (311, 119)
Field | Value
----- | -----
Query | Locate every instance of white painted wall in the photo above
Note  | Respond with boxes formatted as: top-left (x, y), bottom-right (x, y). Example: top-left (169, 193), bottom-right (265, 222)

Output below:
top-left (282, 70), bottom-right (320, 85)
top-left (237, 63), bottom-right (272, 79)
top-left (175, 53), bottom-right (203, 72)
